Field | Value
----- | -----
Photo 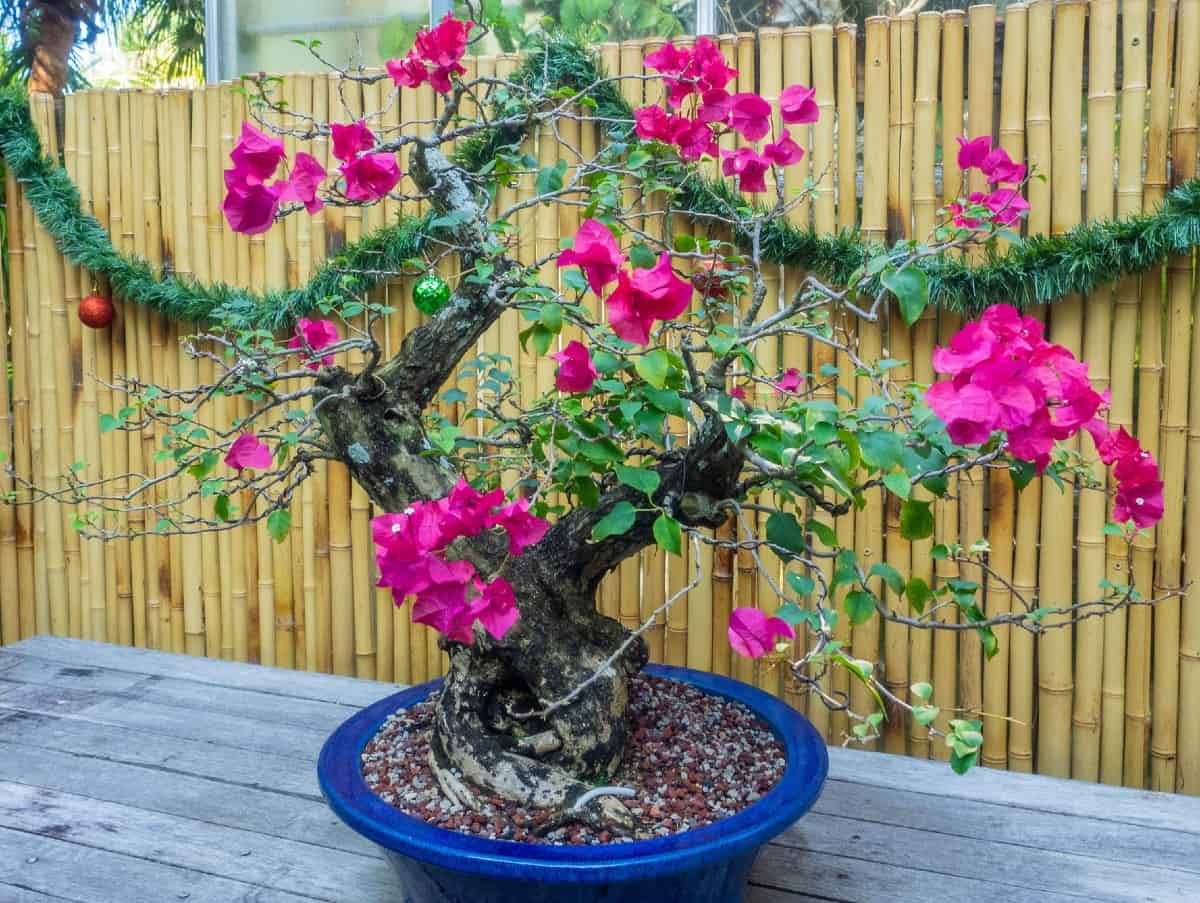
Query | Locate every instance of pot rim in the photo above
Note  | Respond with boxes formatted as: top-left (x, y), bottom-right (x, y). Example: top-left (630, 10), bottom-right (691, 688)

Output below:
top-left (318, 663), bottom-right (828, 883)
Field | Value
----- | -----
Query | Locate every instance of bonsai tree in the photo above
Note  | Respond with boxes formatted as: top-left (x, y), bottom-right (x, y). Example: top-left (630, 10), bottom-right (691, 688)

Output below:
top-left (32, 12), bottom-right (1167, 830)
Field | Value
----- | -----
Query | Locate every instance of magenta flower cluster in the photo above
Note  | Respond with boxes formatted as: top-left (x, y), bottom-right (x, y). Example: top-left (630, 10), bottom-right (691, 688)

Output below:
top-left (386, 13), bottom-right (473, 94)
top-left (634, 38), bottom-right (819, 192)
top-left (221, 122), bottom-right (326, 235)
top-left (372, 481), bottom-right (550, 644)
top-left (948, 136), bottom-right (1030, 227)
top-left (926, 304), bottom-right (1162, 528)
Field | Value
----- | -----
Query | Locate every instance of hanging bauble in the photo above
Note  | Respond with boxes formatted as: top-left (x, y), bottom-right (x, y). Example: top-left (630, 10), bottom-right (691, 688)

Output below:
top-left (412, 272), bottom-right (451, 316)
top-left (78, 293), bottom-right (116, 329)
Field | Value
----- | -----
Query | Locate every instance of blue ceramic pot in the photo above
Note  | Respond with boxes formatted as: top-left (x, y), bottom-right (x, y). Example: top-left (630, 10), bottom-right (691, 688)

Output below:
top-left (318, 663), bottom-right (828, 903)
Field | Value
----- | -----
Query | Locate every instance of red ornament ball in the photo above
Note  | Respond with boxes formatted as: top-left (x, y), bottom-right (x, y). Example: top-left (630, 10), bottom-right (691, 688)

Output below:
top-left (78, 293), bottom-right (115, 329)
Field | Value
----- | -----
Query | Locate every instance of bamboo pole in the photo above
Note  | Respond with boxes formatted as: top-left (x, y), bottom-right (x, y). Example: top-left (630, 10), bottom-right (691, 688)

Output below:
top-left (60, 96), bottom-right (83, 641)
top-left (1036, 0), bottom-right (1086, 780)
top-left (932, 8), bottom-right (965, 760)
top-left (1008, 0), bottom-right (1053, 775)
top-left (848, 16), bottom-right (889, 746)
top-left (907, 9), bottom-right (942, 758)
top-left (880, 12), bottom-right (915, 754)
top-left (0, 170), bottom-right (18, 644)
top-left (29, 95), bottom-right (70, 642)
top-left (1069, 0), bottom-right (1118, 783)
top-left (835, 25), bottom-right (858, 234)
top-left (5, 165), bottom-right (35, 641)
top-left (981, 0), bottom-right (1027, 771)
top-left (1127, 0), bottom-right (1175, 789)
top-left (1102, 0), bottom-right (1148, 786)
top-left (1153, 0), bottom-right (1199, 793)
top-left (115, 89), bottom-right (141, 648)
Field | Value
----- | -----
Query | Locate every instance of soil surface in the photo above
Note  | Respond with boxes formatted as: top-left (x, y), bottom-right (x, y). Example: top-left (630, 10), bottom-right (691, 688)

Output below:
top-left (361, 674), bottom-right (787, 845)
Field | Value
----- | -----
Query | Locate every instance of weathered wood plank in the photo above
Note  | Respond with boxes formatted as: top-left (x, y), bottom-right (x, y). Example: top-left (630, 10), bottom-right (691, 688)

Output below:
top-left (810, 777), bottom-right (1200, 875)
top-left (3, 637), bottom-right (401, 706)
top-left (775, 809), bottom-right (1191, 900)
top-left (0, 741), bottom-right (378, 858)
top-left (0, 683), bottom-right (332, 761)
top-left (827, 748), bottom-right (1200, 834)
top-left (0, 781), bottom-right (396, 901)
top-left (0, 651), bottom-right (366, 728)
top-left (0, 825), bottom-right (325, 903)
top-left (0, 709), bottom-right (321, 799)
top-left (750, 844), bottom-right (1094, 903)
top-left (0, 884), bottom-right (82, 902)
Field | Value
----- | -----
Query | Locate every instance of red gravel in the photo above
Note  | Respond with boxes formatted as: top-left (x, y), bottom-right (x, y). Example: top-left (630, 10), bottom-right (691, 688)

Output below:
top-left (361, 674), bottom-right (786, 846)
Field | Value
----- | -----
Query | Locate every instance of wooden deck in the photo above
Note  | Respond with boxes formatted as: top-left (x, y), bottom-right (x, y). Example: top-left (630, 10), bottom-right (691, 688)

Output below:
top-left (0, 637), bottom-right (1195, 903)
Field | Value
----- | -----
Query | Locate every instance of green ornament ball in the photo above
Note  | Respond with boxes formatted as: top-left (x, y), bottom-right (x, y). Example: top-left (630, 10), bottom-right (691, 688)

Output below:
top-left (412, 272), bottom-right (451, 315)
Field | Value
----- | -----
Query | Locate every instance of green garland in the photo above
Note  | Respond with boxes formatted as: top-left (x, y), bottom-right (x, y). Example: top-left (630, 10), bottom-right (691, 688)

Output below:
top-left (2, 33), bottom-right (1200, 330)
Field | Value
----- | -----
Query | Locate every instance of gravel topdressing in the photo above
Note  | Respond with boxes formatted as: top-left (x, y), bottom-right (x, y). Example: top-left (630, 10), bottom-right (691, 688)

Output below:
top-left (361, 674), bottom-right (787, 846)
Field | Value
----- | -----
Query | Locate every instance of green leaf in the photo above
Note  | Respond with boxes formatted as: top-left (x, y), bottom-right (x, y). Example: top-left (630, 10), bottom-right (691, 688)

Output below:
top-left (913, 704), bottom-right (940, 726)
top-left (881, 266), bottom-right (929, 325)
top-left (652, 513), bottom-right (682, 555)
top-left (535, 159), bottom-right (568, 196)
top-left (905, 576), bottom-right (931, 614)
top-left (808, 518), bottom-right (838, 548)
top-left (635, 349), bottom-right (677, 389)
top-left (950, 747), bottom-right (979, 775)
top-left (214, 494), bottom-right (232, 522)
top-left (869, 562), bottom-right (906, 596)
top-left (883, 471), bottom-right (912, 498)
top-left (766, 511), bottom-right (807, 560)
top-left (844, 589), bottom-right (878, 625)
top-left (267, 509), bottom-right (292, 543)
top-left (910, 681), bottom-right (933, 701)
top-left (615, 464), bottom-right (661, 497)
top-left (1009, 458), bottom-right (1037, 491)
top-left (99, 413), bottom-right (121, 433)
top-left (591, 501), bottom-right (637, 541)
top-left (858, 430), bottom-right (905, 471)
top-left (786, 572), bottom-right (816, 597)
top-left (899, 499), bottom-right (934, 540)
top-left (629, 243), bottom-right (658, 269)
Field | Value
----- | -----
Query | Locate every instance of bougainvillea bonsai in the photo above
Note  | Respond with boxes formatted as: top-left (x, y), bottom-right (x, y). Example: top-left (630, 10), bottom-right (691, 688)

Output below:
top-left (44, 12), bottom-right (1167, 829)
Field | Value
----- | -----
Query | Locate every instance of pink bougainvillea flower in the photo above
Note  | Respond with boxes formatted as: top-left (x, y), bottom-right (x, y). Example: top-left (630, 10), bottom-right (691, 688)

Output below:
top-left (983, 188), bottom-right (1030, 226)
top-left (924, 381), bottom-right (1000, 445)
top-left (466, 577), bottom-right (520, 641)
top-left (606, 253), bottom-right (693, 344)
top-left (722, 147), bottom-right (771, 193)
top-left (331, 120), bottom-right (376, 163)
top-left (693, 37), bottom-right (737, 92)
top-left (550, 340), bottom-right (599, 393)
top-left (930, 321), bottom-right (1000, 374)
top-left (229, 122), bottom-right (285, 185)
top-left (764, 129), bottom-right (805, 167)
top-left (1114, 480), bottom-right (1165, 528)
top-left (691, 259), bottom-right (729, 299)
top-left (274, 152), bottom-right (326, 214)
top-left (225, 433), bottom-right (273, 472)
top-left (728, 92), bottom-right (772, 141)
top-left (772, 368), bottom-right (805, 395)
top-left (947, 191), bottom-right (992, 228)
top-left (634, 105), bottom-right (681, 143)
top-left (428, 62), bottom-right (467, 94)
top-left (414, 13), bottom-right (474, 68)
top-left (490, 497), bottom-right (550, 555)
top-left (673, 119), bottom-right (719, 161)
top-left (729, 386), bottom-right (747, 400)
top-left (340, 153), bottom-right (402, 202)
top-left (558, 219), bottom-right (626, 293)
top-left (728, 606), bottom-right (795, 658)
top-left (697, 89), bottom-right (733, 124)
top-left (981, 146), bottom-right (1026, 184)
top-left (222, 175), bottom-right (281, 235)
top-left (779, 84), bottom-right (819, 124)
top-left (287, 318), bottom-right (339, 369)
top-left (956, 135), bottom-right (993, 170)
top-left (386, 51), bottom-right (429, 88)
top-left (644, 40), bottom-right (691, 75)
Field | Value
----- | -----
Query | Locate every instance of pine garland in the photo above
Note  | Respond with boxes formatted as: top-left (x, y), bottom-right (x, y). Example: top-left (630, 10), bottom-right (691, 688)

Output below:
top-left (3, 33), bottom-right (1200, 330)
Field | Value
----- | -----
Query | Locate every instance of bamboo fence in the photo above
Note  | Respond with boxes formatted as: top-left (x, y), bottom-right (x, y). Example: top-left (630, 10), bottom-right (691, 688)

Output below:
top-left (3, 2), bottom-right (1200, 794)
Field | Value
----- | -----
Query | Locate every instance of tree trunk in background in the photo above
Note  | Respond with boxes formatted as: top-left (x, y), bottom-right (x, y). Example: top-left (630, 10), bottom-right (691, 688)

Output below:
top-left (24, 2), bottom-right (83, 95)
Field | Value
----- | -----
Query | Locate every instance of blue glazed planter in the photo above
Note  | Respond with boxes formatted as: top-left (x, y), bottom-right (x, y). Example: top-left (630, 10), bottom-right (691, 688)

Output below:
top-left (318, 663), bottom-right (828, 903)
